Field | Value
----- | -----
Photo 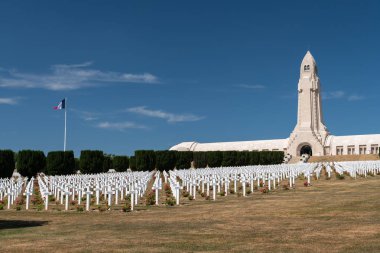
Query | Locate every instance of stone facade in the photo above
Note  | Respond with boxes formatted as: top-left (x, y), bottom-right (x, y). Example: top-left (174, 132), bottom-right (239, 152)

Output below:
top-left (170, 52), bottom-right (380, 157)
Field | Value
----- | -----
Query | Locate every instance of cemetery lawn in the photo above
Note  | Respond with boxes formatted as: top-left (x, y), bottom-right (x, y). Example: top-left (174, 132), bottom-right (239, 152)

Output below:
top-left (1, 176), bottom-right (380, 253)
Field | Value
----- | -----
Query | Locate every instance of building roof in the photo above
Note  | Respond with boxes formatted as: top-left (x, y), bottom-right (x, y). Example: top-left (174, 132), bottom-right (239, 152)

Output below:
top-left (170, 138), bottom-right (289, 152)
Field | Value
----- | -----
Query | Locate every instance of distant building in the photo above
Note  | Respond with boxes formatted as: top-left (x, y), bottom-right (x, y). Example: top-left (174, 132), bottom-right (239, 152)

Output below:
top-left (170, 51), bottom-right (380, 157)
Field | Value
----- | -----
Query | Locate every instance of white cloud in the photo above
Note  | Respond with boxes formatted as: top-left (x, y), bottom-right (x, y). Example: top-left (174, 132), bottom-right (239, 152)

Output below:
top-left (0, 97), bottom-right (19, 105)
top-left (347, 95), bottom-right (365, 101)
top-left (322, 91), bottom-right (366, 102)
top-left (322, 91), bottom-right (345, 100)
top-left (127, 106), bottom-right (204, 123)
top-left (96, 121), bottom-right (147, 131)
top-left (0, 62), bottom-right (159, 91)
top-left (236, 84), bottom-right (266, 89)
top-left (70, 108), bottom-right (101, 121)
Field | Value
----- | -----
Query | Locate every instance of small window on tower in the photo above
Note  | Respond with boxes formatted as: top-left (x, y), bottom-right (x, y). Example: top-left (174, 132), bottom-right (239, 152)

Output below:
top-left (304, 65), bottom-right (310, 71)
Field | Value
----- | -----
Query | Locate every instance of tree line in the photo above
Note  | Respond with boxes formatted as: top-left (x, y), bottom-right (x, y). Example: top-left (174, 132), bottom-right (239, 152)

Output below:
top-left (0, 149), bottom-right (286, 178)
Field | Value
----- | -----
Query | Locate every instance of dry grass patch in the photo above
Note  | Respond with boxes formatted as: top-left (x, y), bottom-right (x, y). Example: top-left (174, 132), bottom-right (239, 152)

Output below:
top-left (0, 176), bottom-right (379, 252)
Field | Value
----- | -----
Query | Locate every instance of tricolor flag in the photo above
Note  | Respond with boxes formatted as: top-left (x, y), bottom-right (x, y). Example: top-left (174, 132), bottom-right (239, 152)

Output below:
top-left (54, 99), bottom-right (66, 110)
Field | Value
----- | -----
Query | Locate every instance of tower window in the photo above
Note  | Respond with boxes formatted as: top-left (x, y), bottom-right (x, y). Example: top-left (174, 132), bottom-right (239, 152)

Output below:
top-left (304, 65), bottom-right (310, 71)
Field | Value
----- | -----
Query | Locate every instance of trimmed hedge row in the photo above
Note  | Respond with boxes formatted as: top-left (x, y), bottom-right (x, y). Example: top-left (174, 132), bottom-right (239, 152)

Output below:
top-left (134, 150), bottom-right (284, 171)
top-left (17, 150), bottom-right (46, 178)
top-left (0, 150), bottom-right (130, 178)
top-left (1, 149), bottom-right (284, 178)
top-left (46, 151), bottom-right (75, 175)
top-left (0, 150), bottom-right (15, 178)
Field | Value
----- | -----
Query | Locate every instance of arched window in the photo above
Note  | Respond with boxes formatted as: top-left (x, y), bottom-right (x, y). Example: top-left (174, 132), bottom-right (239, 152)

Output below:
top-left (304, 65), bottom-right (310, 71)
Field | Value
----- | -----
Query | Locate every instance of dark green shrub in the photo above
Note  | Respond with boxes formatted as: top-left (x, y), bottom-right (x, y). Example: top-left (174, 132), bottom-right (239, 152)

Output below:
top-left (46, 151), bottom-right (75, 175)
top-left (17, 150), bottom-right (46, 178)
top-left (155, 150), bottom-right (176, 171)
top-left (103, 155), bottom-right (113, 172)
top-left (249, 151), bottom-right (260, 165)
top-left (112, 156), bottom-right (129, 172)
top-left (193, 151), bottom-right (208, 168)
top-left (222, 151), bottom-right (238, 167)
top-left (0, 150), bottom-right (15, 178)
top-left (80, 150), bottom-right (104, 174)
top-left (135, 150), bottom-right (156, 171)
top-left (129, 156), bottom-right (136, 170)
top-left (175, 151), bottom-right (193, 169)
top-left (236, 151), bottom-right (250, 166)
top-left (207, 151), bottom-right (223, 167)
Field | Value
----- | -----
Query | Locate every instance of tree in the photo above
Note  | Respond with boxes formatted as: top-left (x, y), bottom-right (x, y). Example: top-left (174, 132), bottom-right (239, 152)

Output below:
top-left (175, 151), bottom-right (193, 169)
top-left (135, 150), bottom-right (156, 171)
top-left (0, 150), bottom-right (15, 178)
top-left (17, 150), bottom-right (46, 178)
top-left (155, 150), bottom-right (176, 171)
top-left (80, 150), bottom-right (104, 174)
top-left (207, 151), bottom-right (223, 168)
top-left (113, 156), bottom-right (129, 172)
top-left (46, 151), bottom-right (75, 175)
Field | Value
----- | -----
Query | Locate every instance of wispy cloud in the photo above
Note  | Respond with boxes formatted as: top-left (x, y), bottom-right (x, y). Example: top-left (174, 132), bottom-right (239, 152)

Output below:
top-left (70, 108), bottom-right (103, 121)
top-left (322, 91), bottom-right (345, 100)
top-left (347, 95), bottom-right (365, 101)
top-left (0, 62), bottom-right (159, 91)
top-left (127, 106), bottom-right (204, 123)
top-left (322, 90), bottom-right (365, 102)
top-left (0, 97), bottom-right (20, 105)
top-left (236, 84), bottom-right (266, 89)
top-left (96, 121), bottom-right (147, 131)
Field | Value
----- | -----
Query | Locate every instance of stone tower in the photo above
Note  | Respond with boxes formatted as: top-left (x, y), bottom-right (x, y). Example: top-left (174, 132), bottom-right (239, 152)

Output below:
top-left (287, 51), bottom-right (330, 156)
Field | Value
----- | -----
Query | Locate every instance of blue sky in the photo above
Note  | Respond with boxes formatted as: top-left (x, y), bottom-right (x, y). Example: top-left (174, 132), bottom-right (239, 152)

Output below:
top-left (0, 0), bottom-right (379, 157)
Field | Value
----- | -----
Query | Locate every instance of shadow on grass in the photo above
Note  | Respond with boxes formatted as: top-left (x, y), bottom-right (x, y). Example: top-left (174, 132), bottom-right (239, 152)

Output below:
top-left (0, 220), bottom-right (48, 230)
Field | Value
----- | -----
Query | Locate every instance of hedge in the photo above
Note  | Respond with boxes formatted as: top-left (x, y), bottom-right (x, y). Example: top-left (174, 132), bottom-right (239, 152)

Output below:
top-left (17, 150), bottom-right (46, 178)
top-left (175, 151), bottom-right (193, 169)
top-left (155, 150), bottom-right (176, 171)
top-left (129, 156), bottom-right (136, 170)
top-left (207, 151), bottom-right (223, 167)
top-left (113, 156), bottom-right (129, 172)
top-left (46, 151), bottom-right (75, 175)
top-left (80, 150), bottom-right (104, 174)
top-left (193, 151), bottom-right (207, 168)
top-left (135, 150), bottom-right (156, 171)
top-left (0, 150), bottom-right (15, 178)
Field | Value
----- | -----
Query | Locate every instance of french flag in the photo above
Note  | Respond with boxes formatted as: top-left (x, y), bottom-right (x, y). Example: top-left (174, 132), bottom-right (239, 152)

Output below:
top-left (54, 99), bottom-right (66, 110)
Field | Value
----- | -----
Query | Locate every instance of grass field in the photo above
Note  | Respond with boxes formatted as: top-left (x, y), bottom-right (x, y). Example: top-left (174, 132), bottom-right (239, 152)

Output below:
top-left (1, 175), bottom-right (379, 253)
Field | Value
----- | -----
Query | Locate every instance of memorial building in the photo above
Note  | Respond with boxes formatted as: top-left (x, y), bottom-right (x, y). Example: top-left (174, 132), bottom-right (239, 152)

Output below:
top-left (170, 52), bottom-right (380, 158)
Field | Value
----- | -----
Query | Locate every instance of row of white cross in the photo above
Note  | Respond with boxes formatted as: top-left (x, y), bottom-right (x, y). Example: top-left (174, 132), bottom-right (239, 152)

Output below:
top-left (42, 171), bottom-right (154, 211)
top-left (167, 163), bottom-right (320, 202)
top-left (1, 160), bottom-right (379, 210)
top-left (318, 160), bottom-right (380, 178)
top-left (0, 171), bottom-right (153, 211)
top-left (0, 177), bottom-right (26, 209)
top-left (165, 160), bottom-right (380, 203)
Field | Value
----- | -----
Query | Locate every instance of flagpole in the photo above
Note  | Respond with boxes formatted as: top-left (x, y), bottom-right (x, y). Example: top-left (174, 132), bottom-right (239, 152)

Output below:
top-left (64, 97), bottom-right (67, 151)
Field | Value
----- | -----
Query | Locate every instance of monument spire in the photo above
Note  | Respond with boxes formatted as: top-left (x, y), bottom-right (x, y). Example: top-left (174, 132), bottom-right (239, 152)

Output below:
top-left (287, 51), bottom-right (329, 157)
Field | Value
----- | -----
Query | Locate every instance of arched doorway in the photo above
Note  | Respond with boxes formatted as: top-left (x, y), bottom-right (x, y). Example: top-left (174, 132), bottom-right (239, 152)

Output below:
top-left (300, 145), bottom-right (312, 156)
